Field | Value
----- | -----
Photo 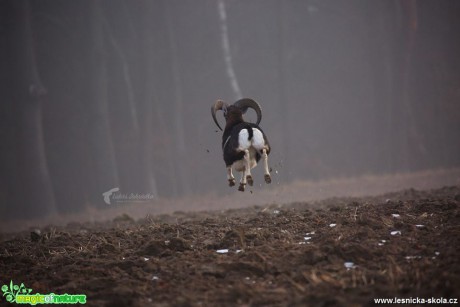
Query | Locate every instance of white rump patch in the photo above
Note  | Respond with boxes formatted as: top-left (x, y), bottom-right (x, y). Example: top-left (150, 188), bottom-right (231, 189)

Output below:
top-left (252, 129), bottom-right (265, 150)
top-left (233, 127), bottom-right (266, 172)
top-left (237, 129), bottom-right (251, 150)
top-left (237, 128), bottom-right (266, 151)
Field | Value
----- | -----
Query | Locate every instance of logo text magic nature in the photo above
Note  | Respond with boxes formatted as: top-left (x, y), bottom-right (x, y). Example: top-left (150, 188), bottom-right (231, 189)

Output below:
top-left (1, 281), bottom-right (86, 305)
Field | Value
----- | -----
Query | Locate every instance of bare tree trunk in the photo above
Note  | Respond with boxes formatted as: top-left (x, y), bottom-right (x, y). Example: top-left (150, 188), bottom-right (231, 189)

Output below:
top-left (8, 0), bottom-right (56, 217)
top-left (139, 97), bottom-right (159, 198)
top-left (365, 1), bottom-right (395, 172)
top-left (154, 102), bottom-right (179, 197)
top-left (102, 11), bottom-right (139, 135)
top-left (217, 0), bottom-right (242, 100)
top-left (388, 2), bottom-right (407, 172)
top-left (388, 0), bottom-right (424, 172)
top-left (138, 0), bottom-right (160, 197)
top-left (277, 0), bottom-right (290, 181)
top-left (165, 2), bottom-right (191, 195)
top-left (101, 2), bottom-right (158, 198)
top-left (87, 0), bottom-right (119, 205)
top-left (400, 0), bottom-right (426, 169)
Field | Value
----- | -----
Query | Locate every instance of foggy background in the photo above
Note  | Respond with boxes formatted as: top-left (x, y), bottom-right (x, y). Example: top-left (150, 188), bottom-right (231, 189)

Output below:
top-left (1, 0), bottom-right (460, 220)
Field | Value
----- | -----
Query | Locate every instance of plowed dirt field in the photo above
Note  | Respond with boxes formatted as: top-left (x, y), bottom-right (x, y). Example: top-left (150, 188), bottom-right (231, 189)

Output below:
top-left (1, 186), bottom-right (459, 306)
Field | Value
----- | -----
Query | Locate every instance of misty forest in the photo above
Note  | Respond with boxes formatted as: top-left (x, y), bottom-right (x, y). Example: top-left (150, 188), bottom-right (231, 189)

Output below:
top-left (1, 0), bottom-right (460, 218)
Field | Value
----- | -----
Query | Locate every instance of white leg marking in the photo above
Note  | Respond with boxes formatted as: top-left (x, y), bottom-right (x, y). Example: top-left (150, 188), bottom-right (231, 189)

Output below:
top-left (240, 167), bottom-right (247, 185)
top-left (244, 150), bottom-right (253, 186)
top-left (262, 148), bottom-right (271, 184)
top-left (238, 167), bottom-right (246, 191)
top-left (227, 166), bottom-right (235, 186)
top-left (262, 149), bottom-right (269, 175)
top-left (238, 151), bottom-right (250, 191)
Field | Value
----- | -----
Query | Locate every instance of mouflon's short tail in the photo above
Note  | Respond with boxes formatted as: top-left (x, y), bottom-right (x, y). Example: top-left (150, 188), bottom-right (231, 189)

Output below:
top-left (245, 124), bottom-right (253, 141)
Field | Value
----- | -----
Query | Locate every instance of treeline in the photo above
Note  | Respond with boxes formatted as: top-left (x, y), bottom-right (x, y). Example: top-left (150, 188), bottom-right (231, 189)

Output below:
top-left (1, 0), bottom-right (459, 219)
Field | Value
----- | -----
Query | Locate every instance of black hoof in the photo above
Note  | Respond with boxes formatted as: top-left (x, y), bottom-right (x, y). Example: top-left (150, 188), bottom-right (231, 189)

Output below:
top-left (228, 179), bottom-right (236, 187)
top-left (264, 174), bottom-right (272, 184)
top-left (238, 183), bottom-right (245, 192)
top-left (247, 175), bottom-right (253, 186)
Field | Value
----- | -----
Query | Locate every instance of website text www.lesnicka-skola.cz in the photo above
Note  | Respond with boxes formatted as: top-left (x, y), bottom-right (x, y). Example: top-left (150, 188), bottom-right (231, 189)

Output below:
top-left (374, 297), bottom-right (458, 304)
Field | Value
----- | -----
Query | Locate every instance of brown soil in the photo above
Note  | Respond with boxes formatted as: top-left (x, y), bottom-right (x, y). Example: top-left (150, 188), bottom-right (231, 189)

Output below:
top-left (1, 186), bottom-right (460, 306)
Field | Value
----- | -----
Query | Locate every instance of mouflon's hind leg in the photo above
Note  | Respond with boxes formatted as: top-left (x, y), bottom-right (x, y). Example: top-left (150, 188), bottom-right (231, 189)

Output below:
top-left (244, 150), bottom-right (253, 186)
top-left (262, 148), bottom-right (271, 184)
top-left (238, 170), bottom-right (246, 192)
top-left (238, 163), bottom-right (247, 192)
top-left (227, 166), bottom-right (235, 186)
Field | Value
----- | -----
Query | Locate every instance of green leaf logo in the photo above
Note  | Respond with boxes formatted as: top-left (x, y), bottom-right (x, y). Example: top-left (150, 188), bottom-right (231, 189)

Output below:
top-left (2, 280), bottom-right (33, 303)
top-left (6, 294), bottom-right (13, 302)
